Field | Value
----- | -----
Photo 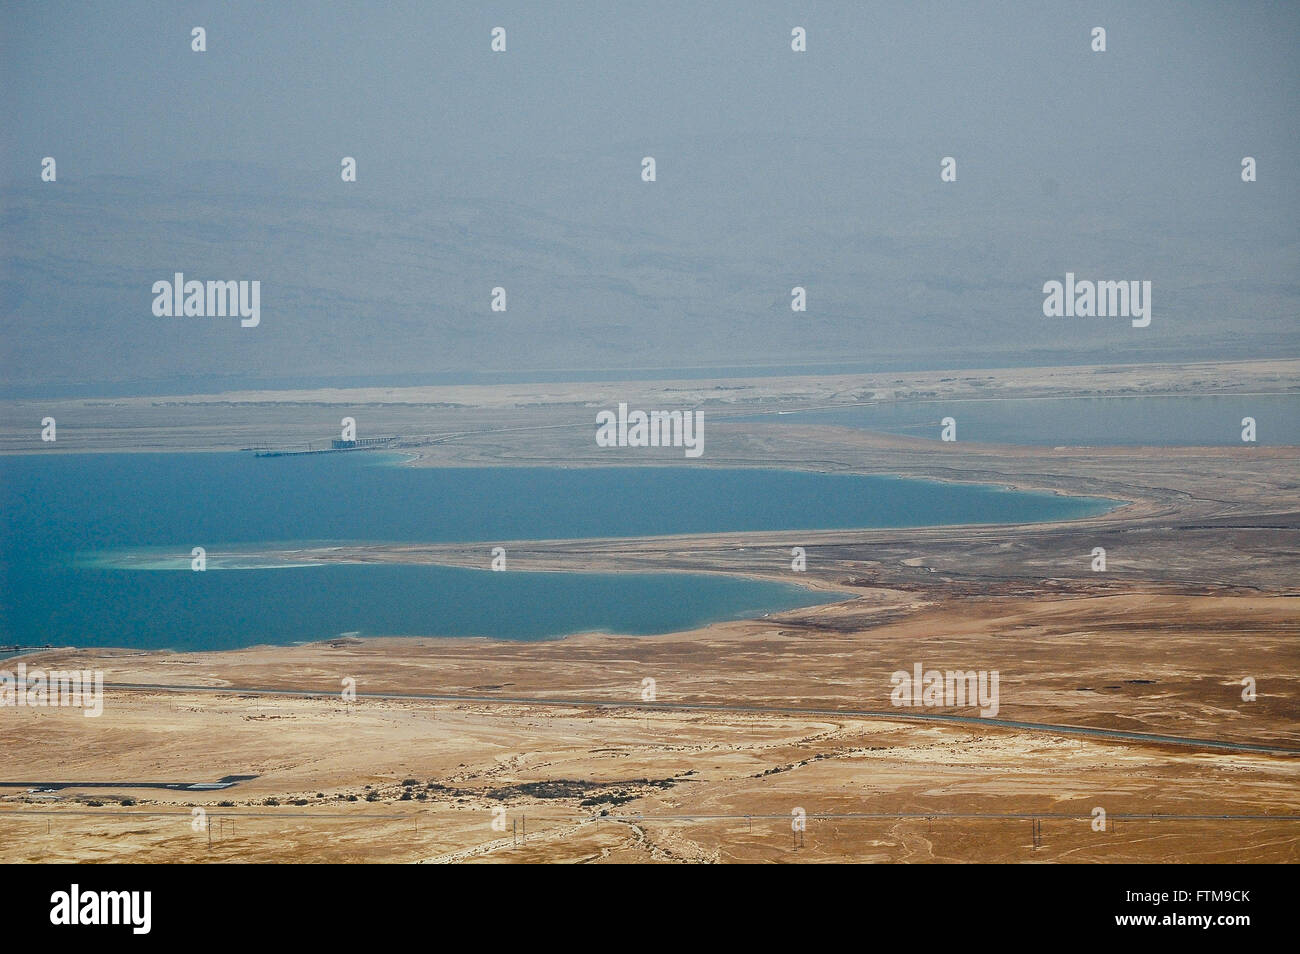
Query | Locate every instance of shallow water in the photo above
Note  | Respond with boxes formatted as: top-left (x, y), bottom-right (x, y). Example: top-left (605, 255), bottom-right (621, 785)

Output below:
top-left (0, 453), bottom-right (1114, 649)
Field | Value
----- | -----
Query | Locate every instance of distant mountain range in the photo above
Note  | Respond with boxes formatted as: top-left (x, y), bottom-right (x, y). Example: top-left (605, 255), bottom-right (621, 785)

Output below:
top-left (3, 141), bottom-right (1296, 395)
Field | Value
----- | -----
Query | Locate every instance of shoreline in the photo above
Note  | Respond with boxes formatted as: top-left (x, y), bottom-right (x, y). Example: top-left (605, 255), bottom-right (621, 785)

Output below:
top-left (4, 357), bottom-right (1298, 459)
top-left (4, 359), bottom-right (1297, 863)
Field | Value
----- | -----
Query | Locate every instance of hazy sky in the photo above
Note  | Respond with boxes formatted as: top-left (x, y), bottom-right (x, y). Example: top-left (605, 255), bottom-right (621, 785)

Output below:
top-left (6, 2), bottom-right (1297, 185)
top-left (2, 1), bottom-right (1297, 391)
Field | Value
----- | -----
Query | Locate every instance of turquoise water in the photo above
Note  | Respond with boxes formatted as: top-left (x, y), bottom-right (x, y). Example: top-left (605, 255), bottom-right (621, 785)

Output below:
top-left (740, 393), bottom-right (1300, 446)
top-left (0, 453), bottom-right (1114, 650)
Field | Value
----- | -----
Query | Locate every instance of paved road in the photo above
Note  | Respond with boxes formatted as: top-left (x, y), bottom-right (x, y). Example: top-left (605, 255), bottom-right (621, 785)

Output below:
top-left (105, 681), bottom-right (1300, 756)
top-left (2, 808), bottom-right (1295, 821)
top-left (0, 775), bottom-right (256, 791)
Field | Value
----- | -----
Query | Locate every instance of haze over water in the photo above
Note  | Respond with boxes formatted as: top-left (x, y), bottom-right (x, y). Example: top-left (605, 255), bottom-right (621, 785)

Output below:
top-left (742, 393), bottom-right (1300, 446)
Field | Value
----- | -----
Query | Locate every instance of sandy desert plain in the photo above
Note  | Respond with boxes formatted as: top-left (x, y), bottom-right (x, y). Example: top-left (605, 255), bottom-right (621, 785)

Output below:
top-left (1, 358), bottom-right (1297, 863)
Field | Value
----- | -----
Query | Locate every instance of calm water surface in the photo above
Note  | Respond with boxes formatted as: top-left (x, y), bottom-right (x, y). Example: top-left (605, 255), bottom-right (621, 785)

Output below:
top-left (0, 453), bottom-right (1114, 650)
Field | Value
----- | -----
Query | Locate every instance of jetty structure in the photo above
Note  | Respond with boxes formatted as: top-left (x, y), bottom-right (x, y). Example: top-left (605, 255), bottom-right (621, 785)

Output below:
top-left (246, 436), bottom-right (400, 458)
